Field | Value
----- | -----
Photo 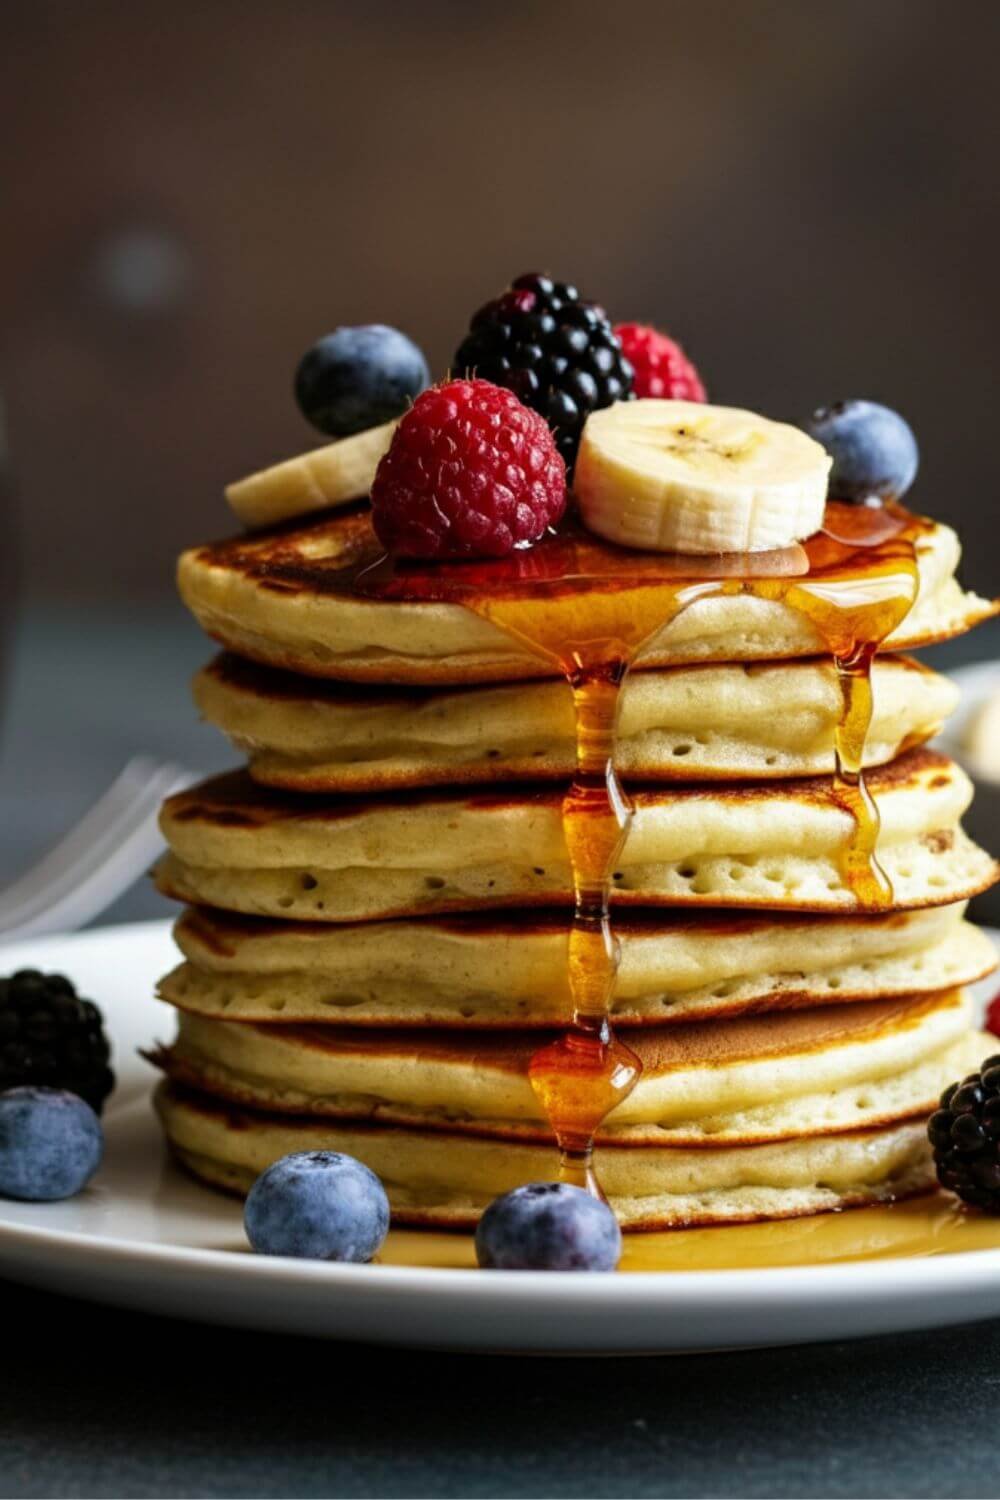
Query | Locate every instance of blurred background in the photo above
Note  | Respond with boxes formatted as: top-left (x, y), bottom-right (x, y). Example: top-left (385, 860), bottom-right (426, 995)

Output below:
top-left (1, 0), bottom-right (998, 918)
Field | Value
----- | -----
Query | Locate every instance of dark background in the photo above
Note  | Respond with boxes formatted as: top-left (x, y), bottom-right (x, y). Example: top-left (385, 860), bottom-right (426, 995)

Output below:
top-left (2, 0), bottom-right (999, 608)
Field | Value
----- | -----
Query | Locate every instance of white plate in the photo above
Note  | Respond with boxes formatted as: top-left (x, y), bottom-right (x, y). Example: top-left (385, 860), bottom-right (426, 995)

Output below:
top-left (1, 920), bottom-right (1000, 1354)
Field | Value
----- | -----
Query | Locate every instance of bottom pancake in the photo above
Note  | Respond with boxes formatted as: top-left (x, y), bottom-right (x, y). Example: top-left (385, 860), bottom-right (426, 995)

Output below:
top-left (156, 1081), bottom-right (937, 1230)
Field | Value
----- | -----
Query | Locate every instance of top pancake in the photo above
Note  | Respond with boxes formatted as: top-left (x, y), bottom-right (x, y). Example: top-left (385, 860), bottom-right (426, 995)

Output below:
top-left (177, 506), bottom-right (996, 685)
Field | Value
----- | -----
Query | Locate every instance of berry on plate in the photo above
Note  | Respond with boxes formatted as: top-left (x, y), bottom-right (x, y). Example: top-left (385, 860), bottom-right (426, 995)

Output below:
top-left (985, 992), bottom-right (1000, 1039)
top-left (475, 1182), bottom-right (622, 1271)
top-left (804, 399), bottom-right (919, 504)
top-left (0, 970), bottom-right (114, 1113)
top-left (371, 378), bottom-right (566, 559)
top-left (0, 1086), bottom-right (103, 1201)
top-left (295, 324), bottom-right (430, 438)
top-left (453, 273), bottom-right (634, 466)
top-left (613, 322), bottom-right (706, 402)
top-left (928, 1059), bottom-right (1000, 1211)
top-left (244, 1150), bottom-right (390, 1261)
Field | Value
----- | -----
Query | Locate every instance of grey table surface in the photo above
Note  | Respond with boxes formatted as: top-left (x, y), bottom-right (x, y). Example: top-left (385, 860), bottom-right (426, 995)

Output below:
top-left (2, 605), bottom-right (1000, 1500)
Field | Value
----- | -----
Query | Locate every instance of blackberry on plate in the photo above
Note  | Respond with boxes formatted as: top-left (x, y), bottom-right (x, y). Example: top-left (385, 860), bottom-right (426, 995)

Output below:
top-left (0, 970), bottom-right (114, 1114)
top-left (928, 1056), bottom-right (1000, 1210)
top-left (453, 273), bottom-right (634, 466)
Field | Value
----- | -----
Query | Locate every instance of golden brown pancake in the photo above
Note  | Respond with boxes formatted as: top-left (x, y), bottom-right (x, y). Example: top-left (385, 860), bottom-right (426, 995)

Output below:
top-left (177, 506), bottom-right (996, 684)
top-left (150, 987), bottom-right (975, 1146)
top-left (155, 750), bottom-right (998, 922)
top-left (193, 651), bottom-right (957, 792)
top-left (156, 1081), bottom-right (945, 1230)
top-left (162, 900), bottom-right (995, 1028)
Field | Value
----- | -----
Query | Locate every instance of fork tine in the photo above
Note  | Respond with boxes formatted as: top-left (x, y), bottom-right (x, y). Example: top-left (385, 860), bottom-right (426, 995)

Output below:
top-left (0, 760), bottom-right (182, 921)
top-left (0, 759), bottom-right (172, 909)
top-left (0, 808), bottom-right (173, 939)
top-left (0, 761), bottom-right (188, 927)
top-left (0, 759), bottom-right (192, 938)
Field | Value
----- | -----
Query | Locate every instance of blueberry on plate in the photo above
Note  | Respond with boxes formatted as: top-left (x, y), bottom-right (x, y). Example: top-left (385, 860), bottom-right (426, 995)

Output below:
top-left (0, 1086), bottom-right (103, 1201)
top-left (475, 1182), bottom-right (622, 1271)
top-left (244, 1150), bottom-right (390, 1261)
top-left (294, 324), bottom-right (430, 438)
top-left (805, 399), bottom-right (919, 504)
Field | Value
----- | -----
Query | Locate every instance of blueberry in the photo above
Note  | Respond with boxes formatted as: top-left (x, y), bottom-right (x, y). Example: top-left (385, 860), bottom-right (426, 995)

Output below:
top-left (805, 399), bottom-right (919, 504)
top-left (294, 325), bottom-right (430, 438)
top-left (475, 1182), bottom-right (622, 1271)
top-left (0, 1087), bottom-right (103, 1201)
top-left (244, 1150), bottom-right (389, 1262)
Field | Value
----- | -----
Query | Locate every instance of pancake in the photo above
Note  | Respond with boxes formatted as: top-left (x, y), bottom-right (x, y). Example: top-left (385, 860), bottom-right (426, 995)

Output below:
top-left (156, 1082), bottom-right (941, 1229)
top-left (163, 901), bottom-right (996, 1028)
top-left (176, 507), bottom-right (996, 685)
top-left (194, 652), bottom-right (957, 792)
top-left (155, 750), bottom-right (997, 922)
top-left (150, 987), bottom-right (978, 1145)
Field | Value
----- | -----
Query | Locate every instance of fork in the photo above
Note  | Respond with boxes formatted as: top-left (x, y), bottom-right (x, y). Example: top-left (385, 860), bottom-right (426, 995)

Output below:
top-left (0, 757), bottom-right (193, 943)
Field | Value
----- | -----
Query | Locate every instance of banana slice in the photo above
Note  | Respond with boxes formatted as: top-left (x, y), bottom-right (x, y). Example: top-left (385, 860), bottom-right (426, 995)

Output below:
top-left (575, 400), bottom-right (831, 554)
top-left (225, 420), bottom-right (398, 529)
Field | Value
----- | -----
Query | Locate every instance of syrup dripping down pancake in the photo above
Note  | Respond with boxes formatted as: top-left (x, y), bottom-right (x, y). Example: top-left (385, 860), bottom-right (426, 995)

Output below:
top-left (177, 506), bottom-right (996, 685)
top-left (155, 1081), bottom-right (957, 1231)
top-left (162, 900), bottom-right (995, 1028)
top-left (194, 651), bottom-right (958, 793)
top-left (156, 750), bottom-right (998, 923)
top-left (149, 986), bottom-right (979, 1146)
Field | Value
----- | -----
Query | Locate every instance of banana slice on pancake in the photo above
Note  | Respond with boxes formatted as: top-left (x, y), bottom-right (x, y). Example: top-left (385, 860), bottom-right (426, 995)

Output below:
top-left (575, 399), bottom-right (831, 553)
top-left (225, 420), bottom-right (397, 529)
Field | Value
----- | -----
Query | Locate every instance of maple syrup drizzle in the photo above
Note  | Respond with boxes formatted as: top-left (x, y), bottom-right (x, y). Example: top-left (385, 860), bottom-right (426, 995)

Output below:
top-left (356, 502), bottom-right (925, 1196)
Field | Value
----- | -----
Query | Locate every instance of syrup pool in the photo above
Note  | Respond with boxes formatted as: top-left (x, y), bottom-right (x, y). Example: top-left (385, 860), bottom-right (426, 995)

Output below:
top-left (357, 502), bottom-right (925, 1197)
top-left (379, 1194), bottom-right (1000, 1272)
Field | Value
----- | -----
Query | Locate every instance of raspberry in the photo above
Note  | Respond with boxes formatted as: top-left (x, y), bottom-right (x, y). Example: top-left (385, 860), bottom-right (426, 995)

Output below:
top-left (613, 322), bottom-right (706, 403)
top-left (370, 379), bottom-right (566, 559)
top-left (453, 274), bottom-right (634, 467)
top-left (986, 992), bottom-right (1000, 1039)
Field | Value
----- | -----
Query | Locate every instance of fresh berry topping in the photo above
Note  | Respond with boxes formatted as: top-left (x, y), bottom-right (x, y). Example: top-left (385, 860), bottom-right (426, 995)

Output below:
top-left (294, 324), bottom-right (430, 438)
top-left (986, 993), bottom-right (1000, 1039)
top-left (0, 970), bottom-right (114, 1113)
top-left (371, 378), bottom-right (566, 559)
top-left (804, 399), bottom-right (919, 505)
top-left (928, 1057), bottom-right (1000, 1210)
top-left (0, 1087), bottom-right (103, 1201)
top-left (244, 1150), bottom-right (390, 1261)
top-left (453, 273), bottom-right (634, 466)
top-left (612, 322), bottom-right (706, 402)
top-left (475, 1182), bottom-right (622, 1271)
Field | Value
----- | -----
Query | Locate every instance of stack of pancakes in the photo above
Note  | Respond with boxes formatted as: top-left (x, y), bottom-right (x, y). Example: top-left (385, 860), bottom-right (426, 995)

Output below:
top-left (151, 503), bottom-right (999, 1229)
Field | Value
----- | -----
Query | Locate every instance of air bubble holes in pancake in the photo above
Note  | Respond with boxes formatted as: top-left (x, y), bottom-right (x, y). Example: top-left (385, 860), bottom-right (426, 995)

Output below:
top-left (709, 981), bottom-right (740, 1000)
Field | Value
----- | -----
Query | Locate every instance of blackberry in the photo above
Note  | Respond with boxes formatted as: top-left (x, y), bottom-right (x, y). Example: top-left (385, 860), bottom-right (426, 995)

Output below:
top-left (453, 272), bottom-right (634, 466)
top-left (0, 970), bottom-right (114, 1114)
top-left (928, 1056), bottom-right (1000, 1210)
